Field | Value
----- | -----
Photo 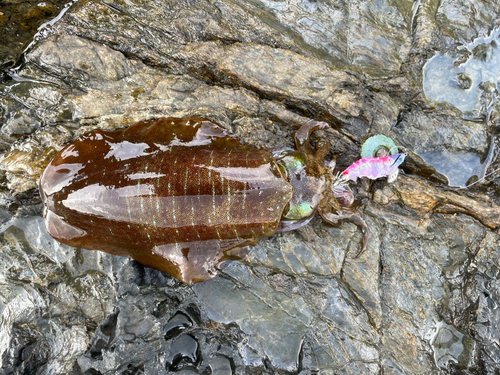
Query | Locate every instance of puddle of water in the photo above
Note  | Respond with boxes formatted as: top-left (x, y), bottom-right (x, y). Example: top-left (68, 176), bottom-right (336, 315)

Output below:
top-left (420, 27), bottom-right (500, 186)
top-left (418, 150), bottom-right (481, 187)
top-left (430, 321), bottom-right (468, 369)
top-left (423, 27), bottom-right (500, 114)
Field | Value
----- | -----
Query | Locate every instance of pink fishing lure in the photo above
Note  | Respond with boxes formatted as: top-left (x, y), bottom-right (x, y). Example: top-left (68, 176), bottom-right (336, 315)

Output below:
top-left (341, 153), bottom-right (405, 182)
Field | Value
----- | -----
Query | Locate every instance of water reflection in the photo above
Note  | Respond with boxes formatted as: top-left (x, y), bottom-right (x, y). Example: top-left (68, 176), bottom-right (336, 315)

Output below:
top-left (418, 150), bottom-right (481, 187)
top-left (423, 27), bottom-right (500, 114)
top-left (420, 27), bottom-right (500, 186)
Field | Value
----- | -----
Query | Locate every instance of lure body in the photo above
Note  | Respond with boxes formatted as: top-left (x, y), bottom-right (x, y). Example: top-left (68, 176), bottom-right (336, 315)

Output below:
top-left (341, 153), bottom-right (406, 182)
top-left (40, 117), bottom-right (347, 285)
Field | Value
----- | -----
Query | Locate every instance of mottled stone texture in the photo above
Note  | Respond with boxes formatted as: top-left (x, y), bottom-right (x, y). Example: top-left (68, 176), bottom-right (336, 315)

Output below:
top-left (0, 0), bottom-right (500, 374)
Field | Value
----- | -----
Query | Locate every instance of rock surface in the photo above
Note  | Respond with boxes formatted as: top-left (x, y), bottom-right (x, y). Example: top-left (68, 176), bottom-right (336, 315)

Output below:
top-left (0, 0), bottom-right (500, 374)
top-left (0, 0), bottom-right (70, 70)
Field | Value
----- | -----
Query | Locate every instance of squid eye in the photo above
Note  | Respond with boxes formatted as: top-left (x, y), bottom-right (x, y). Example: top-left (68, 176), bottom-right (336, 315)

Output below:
top-left (282, 202), bottom-right (291, 216)
top-left (281, 200), bottom-right (314, 221)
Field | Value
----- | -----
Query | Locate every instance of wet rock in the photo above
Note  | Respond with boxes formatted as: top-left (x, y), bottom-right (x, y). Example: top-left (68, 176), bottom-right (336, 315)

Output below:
top-left (0, 0), bottom-right (67, 69)
top-left (0, 0), bottom-right (500, 374)
top-left (208, 355), bottom-right (233, 374)
top-left (395, 109), bottom-right (488, 155)
top-left (392, 175), bottom-right (500, 229)
top-left (164, 312), bottom-right (193, 340)
top-left (193, 268), bottom-right (311, 372)
top-left (166, 334), bottom-right (200, 371)
top-left (0, 213), bottom-right (106, 373)
top-left (436, 0), bottom-right (500, 43)
top-left (28, 34), bottom-right (139, 84)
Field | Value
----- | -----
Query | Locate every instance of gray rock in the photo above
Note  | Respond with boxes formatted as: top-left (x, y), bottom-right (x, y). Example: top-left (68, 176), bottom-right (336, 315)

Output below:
top-left (1, 0), bottom-right (500, 374)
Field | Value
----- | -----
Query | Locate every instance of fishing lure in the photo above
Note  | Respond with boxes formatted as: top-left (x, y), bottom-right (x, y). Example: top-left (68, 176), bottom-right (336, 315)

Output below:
top-left (39, 117), bottom-right (368, 285)
top-left (360, 134), bottom-right (398, 159)
top-left (340, 153), bottom-right (406, 183)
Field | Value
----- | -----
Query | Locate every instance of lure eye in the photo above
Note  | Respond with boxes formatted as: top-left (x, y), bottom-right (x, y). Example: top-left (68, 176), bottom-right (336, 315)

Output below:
top-left (396, 152), bottom-right (406, 163)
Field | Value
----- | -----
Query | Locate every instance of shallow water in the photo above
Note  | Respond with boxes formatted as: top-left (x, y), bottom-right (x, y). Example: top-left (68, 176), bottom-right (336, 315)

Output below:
top-left (418, 149), bottom-right (481, 187)
top-left (419, 27), bottom-right (500, 186)
top-left (423, 27), bottom-right (500, 115)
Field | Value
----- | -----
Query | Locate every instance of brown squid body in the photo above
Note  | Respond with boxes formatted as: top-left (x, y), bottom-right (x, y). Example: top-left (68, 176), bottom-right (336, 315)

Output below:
top-left (40, 117), bottom-right (294, 284)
